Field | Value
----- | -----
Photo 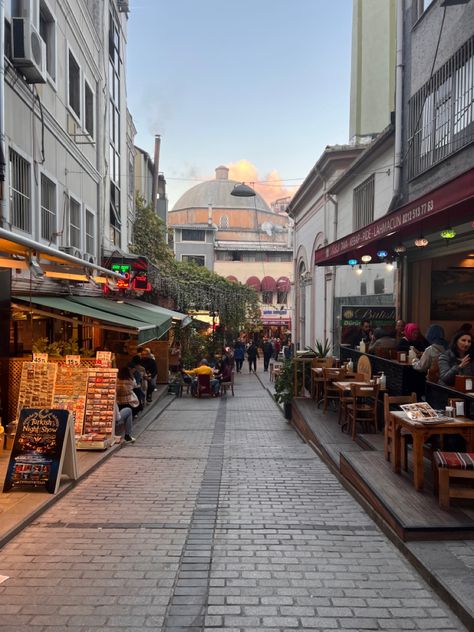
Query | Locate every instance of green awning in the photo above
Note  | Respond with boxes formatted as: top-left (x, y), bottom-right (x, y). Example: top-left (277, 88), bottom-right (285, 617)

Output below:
top-left (124, 299), bottom-right (192, 328)
top-left (68, 296), bottom-right (173, 340)
top-left (13, 296), bottom-right (158, 345)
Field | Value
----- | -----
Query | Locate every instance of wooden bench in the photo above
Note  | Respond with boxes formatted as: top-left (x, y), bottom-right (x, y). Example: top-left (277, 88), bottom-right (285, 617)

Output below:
top-left (434, 451), bottom-right (474, 510)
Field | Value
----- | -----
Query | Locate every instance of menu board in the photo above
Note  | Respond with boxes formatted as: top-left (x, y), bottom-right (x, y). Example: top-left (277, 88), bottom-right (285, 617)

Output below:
top-left (83, 368), bottom-right (117, 437)
top-left (95, 351), bottom-right (112, 368)
top-left (3, 408), bottom-right (78, 494)
top-left (53, 366), bottom-right (89, 435)
top-left (17, 362), bottom-right (58, 417)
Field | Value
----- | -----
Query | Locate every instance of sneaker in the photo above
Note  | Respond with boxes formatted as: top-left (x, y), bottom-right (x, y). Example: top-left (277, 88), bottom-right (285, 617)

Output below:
top-left (123, 435), bottom-right (136, 443)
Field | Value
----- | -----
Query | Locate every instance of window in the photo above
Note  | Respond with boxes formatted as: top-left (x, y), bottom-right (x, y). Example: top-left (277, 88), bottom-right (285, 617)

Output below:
top-left (84, 81), bottom-right (94, 138)
top-left (110, 183), bottom-right (121, 246)
top-left (360, 282), bottom-right (367, 296)
top-left (219, 215), bottom-right (229, 228)
top-left (40, 174), bottom-right (56, 241)
top-left (374, 278), bottom-right (385, 295)
top-left (182, 254), bottom-right (205, 266)
top-left (353, 174), bottom-right (375, 230)
top-left (69, 197), bottom-right (81, 249)
top-left (68, 50), bottom-right (80, 119)
top-left (182, 229), bottom-right (205, 241)
top-left (231, 251), bottom-right (242, 261)
top-left (39, 1), bottom-right (56, 80)
top-left (262, 291), bottom-right (273, 305)
top-left (408, 36), bottom-right (474, 179)
top-left (85, 210), bottom-right (95, 255)
top-left (277, 291), bottom-right (288, 305)
top-left (415, 0), bottom-right (435, 21)
top-left (9, 149), bottom-right (31, 233)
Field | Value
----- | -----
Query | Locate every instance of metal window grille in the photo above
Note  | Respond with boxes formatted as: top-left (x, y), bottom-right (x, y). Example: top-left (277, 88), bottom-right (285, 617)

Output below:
top-left (85, 210), bottom-right (95, 255)
top-left (69, 198), bottom-right (81, 248)
top-left (40, 174), bottom-right (56, 241)
top-left (9, 149), bottom-right (31, 232)
top-left (408, 36), bottom-right (474, 180)
top-left (353, 174), bottom-right (375, 231)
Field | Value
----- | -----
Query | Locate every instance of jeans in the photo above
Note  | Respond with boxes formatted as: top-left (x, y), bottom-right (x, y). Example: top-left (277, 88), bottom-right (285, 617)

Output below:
top-left (118, 406), bottom-right (133, 436)
top-left (263, 354), bottom-right (272, 371)
top-left (248, 358), bottom-right (257, 372)
top-left (235, 358), bottom-right (243, 372)
top-left (147, 376), bottom-right (156, 401)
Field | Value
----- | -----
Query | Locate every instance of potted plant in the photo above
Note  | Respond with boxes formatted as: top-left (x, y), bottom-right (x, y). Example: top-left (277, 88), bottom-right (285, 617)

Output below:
top-left (304, 338), bottom-right (332, 358)
top-left (274, 359), bottom-right (294, 420)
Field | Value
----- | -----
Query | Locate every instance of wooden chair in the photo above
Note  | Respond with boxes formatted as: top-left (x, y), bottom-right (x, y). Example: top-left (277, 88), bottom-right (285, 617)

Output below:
top-left (383, 392), bottom-right (417, 470)
top-left (322, 367), bottom-right (346, 413)
top-left (197, 374), bottom-right (212, 398)
top-left (338, 372), bottom-right (368, 428)
top-left (434, 451), bottom-right (474, 509)
top-left (310, 357), bottom-right (334, 401)
top-left (346, 383), bottom-right (380, 439)
top-left (220, 371), bottom-right (235, 396)
top-left (270, 362), bottom-right (283, 382)
top-left (427, 356), bottom-right (440, 383)
top-left (356, 355), bottom-right (372, 381)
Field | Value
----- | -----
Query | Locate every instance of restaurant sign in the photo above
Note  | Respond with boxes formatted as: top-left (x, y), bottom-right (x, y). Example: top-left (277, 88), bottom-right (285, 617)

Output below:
top-left (340, 305), bottom-right (395, 346)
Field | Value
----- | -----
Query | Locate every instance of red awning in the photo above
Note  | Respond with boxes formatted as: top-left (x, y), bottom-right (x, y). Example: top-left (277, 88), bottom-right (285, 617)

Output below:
top-left (261, 276), bottom-right (277, 292)
top-left (226, 275), bottom-right (238, 282)
top-left (246, 276), bottom-right (261, 291)
top-left (315, 168), bottom-right (474, 266)
top-left (276, 276), bottom-right (290, 292)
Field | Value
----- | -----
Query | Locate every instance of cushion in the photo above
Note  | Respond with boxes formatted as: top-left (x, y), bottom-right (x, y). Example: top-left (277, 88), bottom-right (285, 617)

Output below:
top-left (434, 451), bottom-right (474, 470)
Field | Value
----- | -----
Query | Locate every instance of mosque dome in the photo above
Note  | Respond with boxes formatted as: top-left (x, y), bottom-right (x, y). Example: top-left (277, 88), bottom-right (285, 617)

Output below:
top-left (171, 166), bottom-right (272, 213)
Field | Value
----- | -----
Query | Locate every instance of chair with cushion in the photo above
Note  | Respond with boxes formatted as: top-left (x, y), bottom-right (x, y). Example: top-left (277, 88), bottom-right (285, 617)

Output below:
top-left (434, 451), bottom-right (474, 509)
top-left (346, 383), bottom-right (380, 439)
top-left (197, 374), bottom-right (212, 398)
top-left (220, 371), bottom-right (235, 396)
top-left (383, 392), bottom-right (417, 470)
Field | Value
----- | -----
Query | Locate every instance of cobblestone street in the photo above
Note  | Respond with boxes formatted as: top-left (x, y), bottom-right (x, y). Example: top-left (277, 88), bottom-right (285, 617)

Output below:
top-left (0, 372), bottom-right (467, 631)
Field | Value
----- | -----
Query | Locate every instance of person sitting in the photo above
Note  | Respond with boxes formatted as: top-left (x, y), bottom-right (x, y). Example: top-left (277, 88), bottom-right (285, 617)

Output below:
top-left (128, 354), bottom-right (147, 409)
top-left (349, 320), bottom-right (372, 349)
top-left (438, 330), bottom-right (474, 387)
top-left (140, 348), bottom-right (158, 403)
top-left (368, 328), bottom-right (397, 353)
top-left (397, 322), bottom-right (428, 354)
top-left (184, 359), bottom-right (220, 396)
top-left (116, 367), bottom-right (141, 418)
top-left (412, 325), bottom-right (448, 374)
top-left (113, 404), bottom-right (135, 443)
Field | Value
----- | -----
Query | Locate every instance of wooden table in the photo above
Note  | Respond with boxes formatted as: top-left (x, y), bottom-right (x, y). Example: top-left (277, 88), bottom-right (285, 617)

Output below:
top-left (390, 411), bottom-right (474, 491)
top-left (333, 380), bottom-right (384, 393)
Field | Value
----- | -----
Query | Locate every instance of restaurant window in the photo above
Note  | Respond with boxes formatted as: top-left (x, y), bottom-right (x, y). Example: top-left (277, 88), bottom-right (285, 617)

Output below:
top-left (9, 149), bottom-right (31, 233)
top-left (353, 174), bottom-right (375, 230)
top-left (182, 229), bottom-right (205, 242)
top-left (68, 50), bottom-right (81, 119)
top-left (40, 174), bottom-right (56, 241)
top-left (182, 254), bottom-right (205, 266)
top-left (360, 282), bottom-right (367, 296)
top-left (85, 209), bottom-right (95, 255)
top-left (408, 36), bottom-right (474, 179)
top-left (374, 278), bottom-right (385, 295)
top-left (262, 291), bottom-right (273, 305)
top-left (69, 197), bottom-right (81, 249)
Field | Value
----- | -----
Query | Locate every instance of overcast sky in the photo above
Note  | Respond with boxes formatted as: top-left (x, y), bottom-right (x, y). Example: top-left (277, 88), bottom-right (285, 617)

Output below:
top-left (127, 0), bottom-right (353, 208)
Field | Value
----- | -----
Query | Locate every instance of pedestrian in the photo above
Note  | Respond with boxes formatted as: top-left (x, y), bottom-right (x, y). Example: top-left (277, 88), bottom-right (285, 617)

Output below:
top-left (262, 338), bottom-right (273, 372)
top-left (234, 340), bottom-right (245, 373)
top-left (140, 347), bottom-right (158, 403)
top-left (247, 341), bottom-right (259, 373)
top-left (273, 337), bottom-right (281, 360)
top-left (114, 404), bottom-right (135, 443)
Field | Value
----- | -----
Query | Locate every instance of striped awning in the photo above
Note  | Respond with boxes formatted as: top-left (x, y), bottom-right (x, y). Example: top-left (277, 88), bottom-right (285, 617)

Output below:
top-left (261, 276), bottom-right (277, 292)
top-left (276, 276), bottom-right (290, 292)
top-left (246, 276), bottom-right (261, 291)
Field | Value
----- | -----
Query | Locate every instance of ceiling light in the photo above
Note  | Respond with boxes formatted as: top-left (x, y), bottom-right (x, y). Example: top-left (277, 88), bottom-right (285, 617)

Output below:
top-left (355, 264), bottom-right (363, 275)
top-left (376, 250), bottom-right (388, 259)
top-left (394, 244), bottom-right (407, 254)
top-left (440, 228), bottom-right (456, 242)
top-left (348, 258), bottom-right (358, 268)
top-left (385, 259), bottom-right (394, 271)
top-left (361, 255), bottom-right (372, 263)
top-left (415, 237), bottom-right (429, 247)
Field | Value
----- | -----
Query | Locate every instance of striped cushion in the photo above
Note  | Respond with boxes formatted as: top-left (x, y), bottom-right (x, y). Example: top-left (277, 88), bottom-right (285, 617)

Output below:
top-left (435, 451), bottom-right (474, 470)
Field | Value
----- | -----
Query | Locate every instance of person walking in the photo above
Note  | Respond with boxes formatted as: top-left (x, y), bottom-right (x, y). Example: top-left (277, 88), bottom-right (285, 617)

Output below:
top-left (262, 338), bottom-right (273, 372)
top-left (233, 340), bottom-right (245, 373)
top-left (247, 341), bottom-right (259, 373)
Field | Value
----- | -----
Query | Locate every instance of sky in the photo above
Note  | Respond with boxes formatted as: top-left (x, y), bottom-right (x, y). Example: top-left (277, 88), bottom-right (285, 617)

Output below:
top-left (127, 0), bottom-right (354, 209)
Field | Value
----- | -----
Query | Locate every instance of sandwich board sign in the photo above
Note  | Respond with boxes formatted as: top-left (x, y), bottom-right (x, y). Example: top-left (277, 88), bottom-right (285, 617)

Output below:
top-left (3, 408), bottom-right (78, 494)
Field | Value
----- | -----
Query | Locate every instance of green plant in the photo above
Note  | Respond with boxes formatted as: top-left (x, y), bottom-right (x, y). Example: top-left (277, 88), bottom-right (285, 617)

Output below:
top-left (306, 338), bottom-right (332, 358)
top-left (274, 359), bottom-right (294, 405)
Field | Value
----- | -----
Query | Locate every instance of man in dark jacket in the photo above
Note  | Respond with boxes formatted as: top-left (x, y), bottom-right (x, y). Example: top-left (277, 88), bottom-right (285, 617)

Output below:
top-left (262, 338), bottom-right (273, 372)
top-left (140, 347), bottom-right (158, 402)
top-left (246, 342), bottom-right (259, 373)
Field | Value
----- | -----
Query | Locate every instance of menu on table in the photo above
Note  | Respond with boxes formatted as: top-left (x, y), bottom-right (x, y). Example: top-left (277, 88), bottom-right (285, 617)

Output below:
top-left (53, 366), bottom-right (89, 435)
top-left (83, 368), bottom-right (117, 437)
top-left (17, 362), bottom-right (58, 417)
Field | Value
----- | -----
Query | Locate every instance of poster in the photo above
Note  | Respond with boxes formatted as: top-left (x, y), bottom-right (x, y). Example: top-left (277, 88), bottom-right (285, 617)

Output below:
top-left (95, 351), bottom-right (112, 367)
top-left (3, 408), bottom-right (78, 494)
top-left (431, 269), bottom-right (474, 320)
top-left (340, 305), bottom-right (396, 346)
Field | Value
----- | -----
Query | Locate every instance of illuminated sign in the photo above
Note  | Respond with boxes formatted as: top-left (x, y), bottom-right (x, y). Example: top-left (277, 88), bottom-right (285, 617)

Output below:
top-left (111, 263), bottom-right (131, 289)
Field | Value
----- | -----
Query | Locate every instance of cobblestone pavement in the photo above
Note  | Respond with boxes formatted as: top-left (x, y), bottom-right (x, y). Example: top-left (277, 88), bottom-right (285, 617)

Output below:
top-left (0, 372), bottom-right (467, 631)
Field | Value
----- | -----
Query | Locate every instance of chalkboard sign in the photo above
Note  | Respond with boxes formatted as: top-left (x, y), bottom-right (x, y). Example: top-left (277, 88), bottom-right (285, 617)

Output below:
top-left (3, 408), bottom-right (78, 494)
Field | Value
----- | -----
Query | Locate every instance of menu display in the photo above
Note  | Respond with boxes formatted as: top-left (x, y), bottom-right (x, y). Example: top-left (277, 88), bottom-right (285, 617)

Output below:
top-left (3, 408), bottom-right (78, 494)
top-left (83, 368), bottom-right (117, 436)
top-left (17, 362), bottom-right (58, 416)
top-left (53, 366), bottom-right (89, 435)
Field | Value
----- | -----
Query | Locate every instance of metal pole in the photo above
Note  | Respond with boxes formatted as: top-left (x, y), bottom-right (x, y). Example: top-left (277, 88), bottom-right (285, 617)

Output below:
top-left (151, 134), bottom-right (161, 212)
top-left (0, 0), bottom-right (6, 227)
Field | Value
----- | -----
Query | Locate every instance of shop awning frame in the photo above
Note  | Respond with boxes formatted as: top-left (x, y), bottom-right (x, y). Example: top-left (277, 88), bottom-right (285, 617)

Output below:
top-left (123, 299), bottom-right (192, 328)
top-left (13, 296), bottom-right (158, 345)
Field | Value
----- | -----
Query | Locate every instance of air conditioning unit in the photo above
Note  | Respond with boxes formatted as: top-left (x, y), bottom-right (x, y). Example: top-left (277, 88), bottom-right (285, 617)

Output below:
top-left (59, 246), bottom-right (83, 260)
top-left (11, 17), bottom-right (47, 84)
top-left (83, 254), bottom-right (97, 265)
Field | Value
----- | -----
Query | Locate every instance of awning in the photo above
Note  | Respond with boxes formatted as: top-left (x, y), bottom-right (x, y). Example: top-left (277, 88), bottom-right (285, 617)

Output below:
top-left (68, 296), bottom-right (173, 340)
top-left (262, 319), bottom-right (291, 326)
top-left (246, 276), bottom-right (261, 291)
top-left (13, 296), bottom-right (158, 344)
top-left (226, 275), bottom-right (238, 282)
top-left (315, 168), bottom-right (474, 266)
top-left (276, 276), bottom-right (290, 292)
top-left (124, 298), bottom-right (192, 328)
top-left (261, 276), bottom-right (277, 292)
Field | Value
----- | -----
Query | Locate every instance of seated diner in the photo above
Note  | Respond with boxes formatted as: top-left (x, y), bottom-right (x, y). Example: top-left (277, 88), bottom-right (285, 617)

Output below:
top-left (183, 359), bottom-right (220, 396)
top-left (438, 330), bottom-right (474, 387)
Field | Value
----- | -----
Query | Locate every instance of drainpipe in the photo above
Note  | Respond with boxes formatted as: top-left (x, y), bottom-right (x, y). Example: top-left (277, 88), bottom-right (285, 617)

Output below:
top-left (0, 0), bottom-right (6, 227)
top-left (389, 0), bottom-right (404, 212)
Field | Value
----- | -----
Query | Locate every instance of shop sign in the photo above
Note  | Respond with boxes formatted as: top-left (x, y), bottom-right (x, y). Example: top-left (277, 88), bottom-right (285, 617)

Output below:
top-left (65, 355), bottom-right (81, 366)
top-left (32, 353), bottom-right (48, 364)
top-left (111, 263), bottom-right (132, 289)
top-left (3, 408), bottom-right (78, 494)
top-left (95, 351), bottom-right (112, 367)
top-left (340, 305), bottom-right (395, 346)
top-left (107, 257), bottom-right (152, 293)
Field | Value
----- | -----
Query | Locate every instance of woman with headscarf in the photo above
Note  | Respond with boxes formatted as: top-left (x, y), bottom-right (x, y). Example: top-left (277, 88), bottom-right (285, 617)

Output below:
top-left (412, 325), bottom-right (448, 374)
top-left (396, 322), bottom-right (428, 353)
